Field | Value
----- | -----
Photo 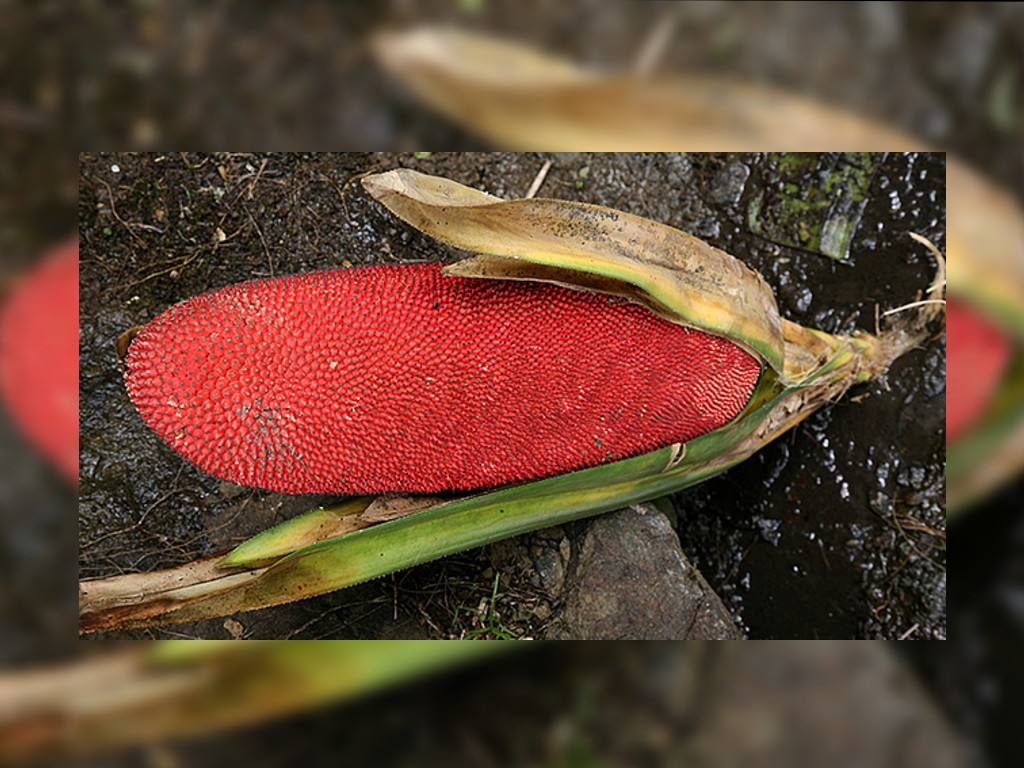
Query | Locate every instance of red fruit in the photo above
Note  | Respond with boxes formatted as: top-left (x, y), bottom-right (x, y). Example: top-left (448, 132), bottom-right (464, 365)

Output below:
top-left (125, 263), bottom-right (760, 494)
top-left (0, 239), bottom-right (80, 485)
top-left (946, 299), bottom-right (1012, 441)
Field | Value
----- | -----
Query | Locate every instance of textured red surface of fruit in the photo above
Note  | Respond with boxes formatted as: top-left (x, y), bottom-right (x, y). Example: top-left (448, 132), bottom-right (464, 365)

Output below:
top-left (947, 299), bottom-right (1012, 441)
top-left (125, 263), bottom-right (761, 494)
top-left (0, 239), bottom-right (80, 484)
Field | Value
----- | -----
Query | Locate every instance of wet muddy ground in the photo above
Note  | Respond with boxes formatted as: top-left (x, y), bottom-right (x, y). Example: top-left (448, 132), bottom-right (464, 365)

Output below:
top-left (79, 151), bottom-right (945, 639)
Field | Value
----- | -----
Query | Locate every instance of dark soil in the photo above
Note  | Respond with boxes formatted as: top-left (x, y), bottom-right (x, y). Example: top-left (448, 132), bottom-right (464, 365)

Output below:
top-left (78, 151), bottom-right (945, 640)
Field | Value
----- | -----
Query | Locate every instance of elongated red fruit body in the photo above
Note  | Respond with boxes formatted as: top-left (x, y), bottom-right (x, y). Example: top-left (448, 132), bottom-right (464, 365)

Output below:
top-left (125, 263), bottom-right (760, 494)
top-left (946, 299), bottom-right (1012, 441)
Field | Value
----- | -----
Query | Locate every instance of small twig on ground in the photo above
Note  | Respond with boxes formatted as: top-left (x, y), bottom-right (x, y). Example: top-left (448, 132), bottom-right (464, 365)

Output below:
top-left (881, 299), bottom-right (946, 317)
top-left (898, 623), bottom-right (920, 640)
top-left (247, 158), bottom-right (269, 200)
top-left (100, 179), bottom-right (148, 247)
top-left (525, 159), bottom-right (553, 199)
top-left (117, 247), bottom-right (203, 291)
top-left (893, 512), bottom-right (945, 539)
top-left (244, 206), bottom-right (274, 277)
top-left (909, 232), bottom-right (947, 294)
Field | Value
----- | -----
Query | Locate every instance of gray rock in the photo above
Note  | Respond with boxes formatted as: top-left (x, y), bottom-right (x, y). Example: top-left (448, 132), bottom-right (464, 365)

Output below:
top-left (545, 504), bottom-right (743, 640)
top-left (706, 161), bottom-right (751, 205)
